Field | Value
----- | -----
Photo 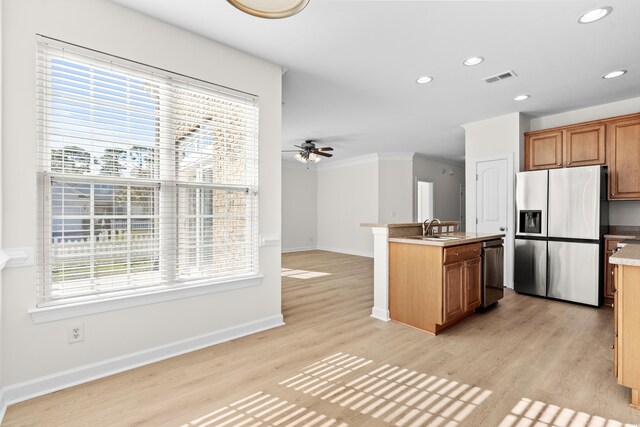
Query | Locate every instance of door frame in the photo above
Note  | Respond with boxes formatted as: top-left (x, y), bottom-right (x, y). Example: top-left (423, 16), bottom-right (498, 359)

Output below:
top-left (469, 154), bottom-right (514, 288)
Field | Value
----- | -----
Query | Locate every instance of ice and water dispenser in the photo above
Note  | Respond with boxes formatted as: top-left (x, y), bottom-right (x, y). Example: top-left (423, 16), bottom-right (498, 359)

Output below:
top-left (519, 210), bottom-right (542, 234)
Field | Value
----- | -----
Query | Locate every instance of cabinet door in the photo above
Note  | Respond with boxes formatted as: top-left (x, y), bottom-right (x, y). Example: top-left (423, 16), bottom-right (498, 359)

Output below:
top-left (525, 130), bottom-right (563, 171)
top-left (604, 239), bottom-right (619, 303)
top-left (614, 266), bottom-right (618, 378)
top-left (443, 262), bottom-right (465, 324)
top-left (464, 258), bottom-right (482, 312)
top-left (608, 116), bottom-right (640, 200)
top-left (564, 124), bottom-right (606, 167)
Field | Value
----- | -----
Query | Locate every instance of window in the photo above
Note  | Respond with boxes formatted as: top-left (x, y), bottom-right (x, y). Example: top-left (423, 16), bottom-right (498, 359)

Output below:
top-left (36, 37), bottom-right (259, 307)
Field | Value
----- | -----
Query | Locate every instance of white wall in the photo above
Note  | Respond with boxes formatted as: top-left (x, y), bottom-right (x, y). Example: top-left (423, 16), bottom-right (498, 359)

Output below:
top-left (0, 0), bottom-right (4, 404)
top-left (282, 163), bottom-right (317, 252)
top-left (317, 156), bottom-right (378, 257)
top-left (530, 96), bottom-right (640, 226)
top-left (2, 0), bottom-right (281, 391)
top-left (378, 155), bottom-right (414, 224)
top-left (412, 155), bottom-right (465, 224)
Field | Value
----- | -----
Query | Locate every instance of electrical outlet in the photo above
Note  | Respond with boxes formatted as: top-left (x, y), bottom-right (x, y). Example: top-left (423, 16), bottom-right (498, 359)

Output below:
top-left (68, 324), bottom-right (85, 344)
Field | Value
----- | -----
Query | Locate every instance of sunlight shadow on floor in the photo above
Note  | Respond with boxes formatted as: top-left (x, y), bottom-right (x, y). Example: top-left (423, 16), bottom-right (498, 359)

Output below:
top-left (281, 267), bottom-right (331, 280)
top-left (182, 391), bottom-right (348, 427)
top-left (498, 397), bottom-right (637, 427)
top-left (280, 352), bottom-right (492, 427)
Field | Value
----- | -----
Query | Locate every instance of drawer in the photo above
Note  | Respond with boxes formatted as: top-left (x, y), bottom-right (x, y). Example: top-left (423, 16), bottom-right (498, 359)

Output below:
top-left (443, 243), bottom-right (481, 264)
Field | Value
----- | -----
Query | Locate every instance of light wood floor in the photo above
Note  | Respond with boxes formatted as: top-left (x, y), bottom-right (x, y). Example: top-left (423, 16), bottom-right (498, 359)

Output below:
top-left (4, 250), bottom-right (640, 426)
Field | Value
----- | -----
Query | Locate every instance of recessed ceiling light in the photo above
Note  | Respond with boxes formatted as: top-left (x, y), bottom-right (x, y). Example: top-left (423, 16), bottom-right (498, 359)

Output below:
top-left (463, 56), bottom-right (484, 66)
top-left (416, 76), bottom-right (433, 84)
top-left (514, 95), bottom-right (530, 101)
top-left (578, 6), bottom-right (612, 24)
top-left (602, 70), bottom-right (627, 79)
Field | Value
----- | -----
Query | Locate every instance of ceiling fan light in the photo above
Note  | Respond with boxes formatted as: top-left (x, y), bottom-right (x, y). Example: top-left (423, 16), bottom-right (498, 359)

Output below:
top-left (308, 152), bottom-right (321, 163)
top-left (294, 152), bottom-right (308, 163)
top-left (227, 0), bottom-right (310, 19)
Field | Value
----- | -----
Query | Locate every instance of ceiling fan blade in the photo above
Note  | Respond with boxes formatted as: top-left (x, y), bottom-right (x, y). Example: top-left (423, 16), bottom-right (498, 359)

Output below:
top-left (317, 147), bottom-right (334, 151)
top-left (293, 145), bottom-right (303, 149)
top-left (315, 151), bottom-right (333, 158)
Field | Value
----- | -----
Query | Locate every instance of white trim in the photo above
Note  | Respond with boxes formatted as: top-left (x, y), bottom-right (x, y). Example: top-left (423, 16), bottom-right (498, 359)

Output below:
top-left (371, 307), bottom-right (390, 322)
top-left (1, 314), bottom-right (284, 410)
top-left (315, 246), bottom-right (374, 258)
top-left (370, 227), bottom-right (390, 322)
top-left (377, 152), bottom-right (415, 162)
top-left (281, 246), bottom-right (317, 253)
top-left (0, 249), bottom-right (8, 271)
top-left (0, 390), bottom-right (6, 425)
top-left (29, 274), bottom-right (264, 323)
top-left (316, 153), bottom-right (379, 171)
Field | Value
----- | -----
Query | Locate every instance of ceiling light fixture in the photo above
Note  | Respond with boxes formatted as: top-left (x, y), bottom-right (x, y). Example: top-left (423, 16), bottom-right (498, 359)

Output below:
top-left (416, 76), bottom-right (433, 84)
top-left (578, 6), bottom-right (612, 24)
top-left (463, 56), bottom-right (484, 66)
top-left (602, 70), bottom-right (627, 79)
top-left (514, 94), bottom-right (530, 101)
top-left (227, 0), bottom-right (310, 19)
top-left (295, 151), bottom-right (320, 164)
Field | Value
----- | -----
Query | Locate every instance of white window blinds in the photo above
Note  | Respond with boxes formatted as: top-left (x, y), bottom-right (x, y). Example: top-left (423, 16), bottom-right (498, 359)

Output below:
top-left (36, 36), bottom-right (259, 307)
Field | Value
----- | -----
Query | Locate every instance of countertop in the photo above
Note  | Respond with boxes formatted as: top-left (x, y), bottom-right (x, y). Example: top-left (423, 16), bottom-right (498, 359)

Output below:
top-left (361, 222), bottom-right (458, 228)
top-left (388, 232), bottom-right (505, 247)
top-left (610, 243), bottom-right (640, 267)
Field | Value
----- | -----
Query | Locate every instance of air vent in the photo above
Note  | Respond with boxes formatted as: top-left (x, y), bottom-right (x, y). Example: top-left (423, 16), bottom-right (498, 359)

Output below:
top-left (482, 70), bottom-right (517, 84)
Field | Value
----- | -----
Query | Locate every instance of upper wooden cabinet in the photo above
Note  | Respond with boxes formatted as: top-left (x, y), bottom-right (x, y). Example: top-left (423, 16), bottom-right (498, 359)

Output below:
top-left (608, 115), bottom-right (640, 200)
top-left (525, 124), bottom-right (606, 171)
top-left (524, 112), bottom-right (640, 200)
top-left (564, 124), bottom-right (606, 167)
top-left (525, 130), bottom-right (563, 170)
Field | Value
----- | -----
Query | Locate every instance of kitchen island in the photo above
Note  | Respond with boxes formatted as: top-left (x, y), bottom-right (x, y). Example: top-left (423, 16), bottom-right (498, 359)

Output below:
top-left (362, 222), bottom-right (504, 334)
top-left (610, 242), bottom-right (640, 409)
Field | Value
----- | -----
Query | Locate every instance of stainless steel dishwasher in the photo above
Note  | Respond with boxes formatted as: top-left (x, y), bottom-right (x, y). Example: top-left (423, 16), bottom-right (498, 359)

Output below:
top-left (481, 239), bottom-right (504, 308)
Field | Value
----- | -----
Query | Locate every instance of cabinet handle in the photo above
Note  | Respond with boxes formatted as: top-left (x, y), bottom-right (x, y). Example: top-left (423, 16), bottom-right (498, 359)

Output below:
top-left (454, 252), bottom-right (459, 256)
top-left (557, 162), bottom-right (561, 166)
top-left (568, 161), bottom-right (571, 165)
top-left (612, 345), bottom-right (614, 350)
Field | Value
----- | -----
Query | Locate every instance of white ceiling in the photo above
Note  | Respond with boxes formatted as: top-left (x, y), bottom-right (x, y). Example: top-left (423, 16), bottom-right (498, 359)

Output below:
top-left (111, 0), bottom-right (640, 164)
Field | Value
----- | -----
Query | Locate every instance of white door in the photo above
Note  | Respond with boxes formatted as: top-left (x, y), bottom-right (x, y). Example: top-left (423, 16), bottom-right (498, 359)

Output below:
top-left (475, 158), bottom-right (512, 287)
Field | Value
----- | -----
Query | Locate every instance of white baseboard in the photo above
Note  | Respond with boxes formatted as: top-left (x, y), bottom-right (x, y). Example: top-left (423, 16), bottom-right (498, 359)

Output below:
top-left (0, 314), bottom-right (284, 419)
top-left (281, 246), bottom-right (317, 253)
top-left (316, 246), bottom-right (374, 258)
top-left (371, 307), bottom-right (390, 322)
top-left (0, 389), bottom-right (6, 424)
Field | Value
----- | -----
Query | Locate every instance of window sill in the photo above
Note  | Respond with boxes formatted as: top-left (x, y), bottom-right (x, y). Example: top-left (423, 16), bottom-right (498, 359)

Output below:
top-left (28, 274), bottom-right (264, 324)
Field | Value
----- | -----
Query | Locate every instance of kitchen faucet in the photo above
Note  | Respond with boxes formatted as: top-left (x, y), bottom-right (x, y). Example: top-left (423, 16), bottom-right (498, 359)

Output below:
top-left (422, 218), bottom-right (441, 236)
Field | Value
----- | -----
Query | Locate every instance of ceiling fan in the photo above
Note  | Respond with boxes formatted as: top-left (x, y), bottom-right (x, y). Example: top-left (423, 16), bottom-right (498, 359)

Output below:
top-left (283, 140), bottom-right (334, 164)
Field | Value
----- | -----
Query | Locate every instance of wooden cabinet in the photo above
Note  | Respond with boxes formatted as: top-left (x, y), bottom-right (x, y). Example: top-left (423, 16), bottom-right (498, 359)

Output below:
top-left (464, 257), bottom-right (482, 311)
top-left (389, 241), bottom-right (482, 335)
top-left (607, 115), bottom-right (640, 200)
top-left (613, 263), bottom-right (640, 409)
top-left (525, 124), bottom-right (606, 171)
top-left (604, 238), bottom-right (620, 306)
top-left (565, 124), bottom-right (606, 167)
top-left (525, 130), bottom-right (563, 170)
top-left (443, 262), bottom-right (465, 323)
top-left (524, 112), bottom-right (640, 200)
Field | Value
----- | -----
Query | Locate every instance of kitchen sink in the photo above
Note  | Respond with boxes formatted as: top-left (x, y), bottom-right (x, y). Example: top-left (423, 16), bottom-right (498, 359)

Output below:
top-left (405, 235), bottom-right (461, 241)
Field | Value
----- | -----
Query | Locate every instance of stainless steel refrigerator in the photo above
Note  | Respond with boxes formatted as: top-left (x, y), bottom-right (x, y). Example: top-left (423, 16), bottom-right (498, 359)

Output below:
top-left (514, 166), bottom-right (608, 306)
